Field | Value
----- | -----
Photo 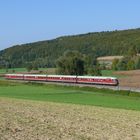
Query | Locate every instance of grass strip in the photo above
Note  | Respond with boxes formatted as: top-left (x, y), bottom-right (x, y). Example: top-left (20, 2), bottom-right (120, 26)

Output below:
top-left (0, 80), bottom-right (140, 111)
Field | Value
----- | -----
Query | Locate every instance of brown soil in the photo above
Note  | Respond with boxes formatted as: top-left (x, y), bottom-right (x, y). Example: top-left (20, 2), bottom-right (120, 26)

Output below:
top-left (0, 98), bottom-right (140, 140)
top-left (113, 70), bottom-right (140, 88)
top-left (114, 70), bottom-right (140, 76)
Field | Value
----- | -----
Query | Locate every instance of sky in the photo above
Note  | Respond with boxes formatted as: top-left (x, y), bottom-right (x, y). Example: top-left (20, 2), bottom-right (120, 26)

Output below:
top-left (0, 0), bottom-right (140, 50)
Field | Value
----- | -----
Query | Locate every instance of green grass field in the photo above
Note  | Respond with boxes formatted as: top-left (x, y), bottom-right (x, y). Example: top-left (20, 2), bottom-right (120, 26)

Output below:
top-left (0, 81), bottom-right (140, 111)
top-left (0, 67), bottom-right (55, 74)
top-left (0, 68), bottom-right (27, 74)
top-left (101, 70), bottom-right (126, 78)
top-left (102, 70), bottom-right (115, 76)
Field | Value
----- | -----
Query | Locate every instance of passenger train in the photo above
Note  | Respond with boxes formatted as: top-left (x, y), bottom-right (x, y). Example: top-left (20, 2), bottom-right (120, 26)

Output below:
top-left (5, 74), bottom-right (119, 86)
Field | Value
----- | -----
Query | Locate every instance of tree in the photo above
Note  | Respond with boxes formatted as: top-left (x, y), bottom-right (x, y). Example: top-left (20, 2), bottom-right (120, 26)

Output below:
top-left (56, 51), bottom-right (102, 76)
top-left (117, 58), bottom-right (128, 70)
top-left (32, 62), bottom-right (39, 70)
top-left (26, 64), bottom-right (33, 72)
top-left (112, 56), bottom-right (136, 71)
top-left (112, 59), bottom-right (119, 70)
top-left (85, 55), bottom-right (102, 75)
top-left (127, 60), bottom-right (135, 70)
top-left (87, 64), bottom-right (102, 76)
top-left (135, 57), bottom-right (140, 69)
top-left (127, 45), bottom-right (137, 57)
top-left (56, 51), bottom-right (85, 75)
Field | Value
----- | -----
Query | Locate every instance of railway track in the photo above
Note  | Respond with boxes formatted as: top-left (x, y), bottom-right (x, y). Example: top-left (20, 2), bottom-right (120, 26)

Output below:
top-left (45, 81), bottom-right (140, 93)
top-left (6, 79), bottom-right (140, 93)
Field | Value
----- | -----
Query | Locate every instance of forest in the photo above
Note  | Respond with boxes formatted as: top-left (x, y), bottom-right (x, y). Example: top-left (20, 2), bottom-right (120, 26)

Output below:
top-left (0, 28), bottom-right (140, 68)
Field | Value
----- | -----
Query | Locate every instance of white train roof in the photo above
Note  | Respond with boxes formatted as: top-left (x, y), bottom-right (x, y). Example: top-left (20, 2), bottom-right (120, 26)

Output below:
top-left (24, 74), bottom-right (46, 77)
top-left (48, 75), bottom-right (76, 78)
top-left (48, 75), bottom-right (117, 79)
top-left (5, 74), bottom-right (24, 76)
top-left (77, 76), bottom-right (117, 79)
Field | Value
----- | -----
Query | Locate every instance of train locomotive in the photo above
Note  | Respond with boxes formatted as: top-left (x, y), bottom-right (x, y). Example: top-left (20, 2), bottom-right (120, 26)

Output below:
top-left (5, 74), bottom-right (119, 86)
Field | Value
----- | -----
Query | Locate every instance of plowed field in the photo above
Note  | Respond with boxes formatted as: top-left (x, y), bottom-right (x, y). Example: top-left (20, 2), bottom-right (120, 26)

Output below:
top-left (0, 98), bottom-right (140, 140)
top-left (114, 70), bottom-right (140, 88)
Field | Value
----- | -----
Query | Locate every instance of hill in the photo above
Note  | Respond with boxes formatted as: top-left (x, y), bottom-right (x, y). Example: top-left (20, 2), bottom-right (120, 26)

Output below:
top-left (1, 28), bottom-right (140, 68)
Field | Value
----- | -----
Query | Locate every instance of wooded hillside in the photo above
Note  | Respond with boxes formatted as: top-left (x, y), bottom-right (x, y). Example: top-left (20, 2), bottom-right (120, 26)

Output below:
top-left (0, 28), bottom-right (140, 68)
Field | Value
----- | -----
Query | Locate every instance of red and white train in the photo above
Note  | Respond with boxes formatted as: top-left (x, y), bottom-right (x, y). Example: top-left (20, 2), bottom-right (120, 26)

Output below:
top-left (5, 74), bottom-right (119, 86)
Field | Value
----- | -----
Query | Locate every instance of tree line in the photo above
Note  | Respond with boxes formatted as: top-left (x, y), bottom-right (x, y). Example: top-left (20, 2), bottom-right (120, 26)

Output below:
top-left (112, 46), bottom-right (140, 70)
top-left (0, 28), bottom-right (140, 69)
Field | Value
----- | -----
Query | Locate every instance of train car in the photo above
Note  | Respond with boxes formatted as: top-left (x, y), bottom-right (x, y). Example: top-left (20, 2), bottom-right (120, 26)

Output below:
top-left (24, 74), bottom-right (47, 81)
top-left (47, 75), bottom-right (77, 83)
top-left (5, 74), bottom-right (24, 80)
top-left (77, 76), bottom-right (118, 86)
top-left (5, 74), bottom-right (119, 86)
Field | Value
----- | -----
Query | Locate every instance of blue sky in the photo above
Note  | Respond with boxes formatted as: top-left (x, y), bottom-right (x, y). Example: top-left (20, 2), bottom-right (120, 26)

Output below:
top-left (0, 0), bottom-right (140, 50)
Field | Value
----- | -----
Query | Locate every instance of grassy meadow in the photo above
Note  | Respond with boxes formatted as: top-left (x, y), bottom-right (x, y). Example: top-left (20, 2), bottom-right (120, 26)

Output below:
top-left (0, 67), bottom-right (57, 74)
top-left (0, 68), bottom-right (27, 74)
top-left (101, 70), bottom-right (127, 78)
top-left (0, 80), bottom-right (140, 111)
top-left (1, 67), bottom-right (118, 76)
